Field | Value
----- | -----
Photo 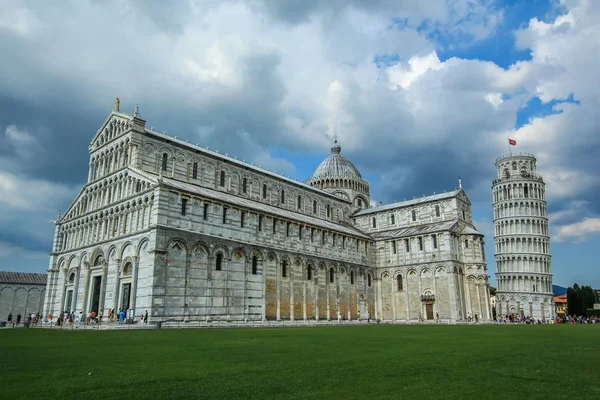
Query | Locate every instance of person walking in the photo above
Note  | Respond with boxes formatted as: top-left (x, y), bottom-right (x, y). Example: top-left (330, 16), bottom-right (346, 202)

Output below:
top-left (144, 310), bottom-right (148, 324)
top-left (17, 314), bottom-right (22, 325)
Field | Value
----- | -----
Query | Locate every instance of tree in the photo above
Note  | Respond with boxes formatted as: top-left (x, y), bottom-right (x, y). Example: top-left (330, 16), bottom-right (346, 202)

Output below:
top-left (566, 283), bottom-right (597, 316)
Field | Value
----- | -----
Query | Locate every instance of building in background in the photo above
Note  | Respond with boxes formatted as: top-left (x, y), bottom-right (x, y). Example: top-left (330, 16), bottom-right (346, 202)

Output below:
top-left (43, 101), bottom-right (491, 324)
top-left (492, 153), bottom-right (554, 319)
top-left (553, 294), bottom-right (567, 317)
top-left (0, 271), bottom-right (47, 322)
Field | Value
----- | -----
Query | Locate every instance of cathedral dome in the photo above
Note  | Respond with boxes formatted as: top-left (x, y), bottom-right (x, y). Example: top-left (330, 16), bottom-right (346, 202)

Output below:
top-left (309, 140), bottom-right (362, 180)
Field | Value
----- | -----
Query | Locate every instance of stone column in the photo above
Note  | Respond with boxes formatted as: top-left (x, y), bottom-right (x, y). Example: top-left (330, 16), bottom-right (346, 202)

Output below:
top-left (261, 257), bottom-right (266, 321)
top-left (391, 276), bottom-right (396, 321)
top-left (98, 262), bottom-right (108, 318)
top-left (72, 266), bottom-right (81, 313)
top-left (113, 262), bottom-right (122, 312)
top-left (290, 267), bottom-right (294, 321)
top-left (447, 268), bottom-right (458, 321)
top-left (404, 277), bottom-right (410, 320)
top-left (432, 272), bottom-right (438, 319)
top-left (81, 262), bottom-right (91, 314)
top-left (417, 273), bottom-right (423, 320)
top-left (465, 278), bottom-right (472, 316)
top-left (375, 274), bottom-right (382, 320)
top-left (314, 272), bottom-right (319, 321)
top-left (58, 268), bottom-right (67, 313)
top-left (476, 283), bottom-right (482, 320)
top-left (326, 278), bottom-right (330, 320)
top-left (302, 281), bottom-right (307, 321)
top-left (276, 260), bottom-right (281, 321)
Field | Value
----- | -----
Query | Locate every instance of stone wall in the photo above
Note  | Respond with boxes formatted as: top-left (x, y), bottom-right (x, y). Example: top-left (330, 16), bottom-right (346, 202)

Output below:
top-left (0, 283), bottom-right (45, 322)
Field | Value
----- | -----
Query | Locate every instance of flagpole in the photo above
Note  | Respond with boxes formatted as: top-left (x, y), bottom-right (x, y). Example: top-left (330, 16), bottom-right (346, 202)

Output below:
top-left (507, 137), bottom-right (512, 156)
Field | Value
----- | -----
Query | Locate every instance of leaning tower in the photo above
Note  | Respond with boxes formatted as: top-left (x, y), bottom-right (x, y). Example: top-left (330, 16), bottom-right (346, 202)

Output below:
top-left (492, 153), bottom-right (554, 320)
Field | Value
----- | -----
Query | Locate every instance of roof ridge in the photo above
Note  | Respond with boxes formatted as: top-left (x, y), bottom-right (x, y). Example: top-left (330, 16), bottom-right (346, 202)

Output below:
top-left (354, 189), bottom-right (461, 216)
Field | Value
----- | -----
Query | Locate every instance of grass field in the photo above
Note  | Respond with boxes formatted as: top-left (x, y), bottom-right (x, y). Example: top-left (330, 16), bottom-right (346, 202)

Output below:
top-left (1, 325), bottom-right (598, 400)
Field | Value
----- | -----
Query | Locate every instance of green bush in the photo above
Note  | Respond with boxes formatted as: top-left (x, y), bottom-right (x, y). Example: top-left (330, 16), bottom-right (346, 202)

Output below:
top-left (585, 308), bottom-right (600, 318)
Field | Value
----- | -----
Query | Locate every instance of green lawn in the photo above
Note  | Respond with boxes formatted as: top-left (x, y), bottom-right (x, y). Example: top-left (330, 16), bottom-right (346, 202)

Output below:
top-left (1, 325), bottom-right (598, 399)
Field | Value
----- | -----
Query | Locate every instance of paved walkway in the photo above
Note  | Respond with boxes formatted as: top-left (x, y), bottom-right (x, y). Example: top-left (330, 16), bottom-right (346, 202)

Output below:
top-left (5, 318), bottom-right (477, 331)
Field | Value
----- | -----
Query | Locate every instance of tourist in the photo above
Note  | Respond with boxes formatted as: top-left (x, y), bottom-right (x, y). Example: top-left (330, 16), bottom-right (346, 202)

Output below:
top-left (7, 312), bottom-right (12, 327)
top-left (17, 314), bottom-right (22, 325)
top-left (144, 310), bottom-right (148, 324)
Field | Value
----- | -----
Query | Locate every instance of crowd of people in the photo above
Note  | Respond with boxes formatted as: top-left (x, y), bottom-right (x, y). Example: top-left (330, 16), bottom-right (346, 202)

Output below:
top-left (496, 314), bottom-right (600, 324)
top-left (553, 315), bottom-right (599, 324)
top-left (5, 312), bottom-right (43, 328)
top-left (47, 309), bottom-right (150, 326)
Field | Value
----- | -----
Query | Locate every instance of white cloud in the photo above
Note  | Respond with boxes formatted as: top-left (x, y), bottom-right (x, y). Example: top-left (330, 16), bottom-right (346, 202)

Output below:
top-left (554, 217), bottom-right (600, 243)
top-left (4, 124), bottom-right (44, 160)
top-left (387, 51), bottom-right (444, 90)
top-left (0, 2), bottom-right (43, 38)
top-left (549, 200), bottom-right (592, 223)
top-left (0, 170), bottom-right (77, 210)
top-left (0, 0), bottom-right (599, 279)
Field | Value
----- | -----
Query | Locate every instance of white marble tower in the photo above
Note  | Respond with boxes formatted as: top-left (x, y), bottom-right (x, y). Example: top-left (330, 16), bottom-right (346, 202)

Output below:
top-left (492, 153), bottom-right (554, 319)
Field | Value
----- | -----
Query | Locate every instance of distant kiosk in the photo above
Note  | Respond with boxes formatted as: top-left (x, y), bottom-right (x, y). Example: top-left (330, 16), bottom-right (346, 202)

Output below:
top-left (492, 153), bottom-right (554, 320)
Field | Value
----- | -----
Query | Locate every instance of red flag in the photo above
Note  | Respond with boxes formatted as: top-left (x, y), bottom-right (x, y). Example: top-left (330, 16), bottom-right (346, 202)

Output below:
top-left (508, 138), bottom-right (517, 146)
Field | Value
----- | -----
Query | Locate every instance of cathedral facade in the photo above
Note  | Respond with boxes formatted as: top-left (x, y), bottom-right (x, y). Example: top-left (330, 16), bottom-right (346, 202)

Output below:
top-left (43, 102), bottom-right (492, 323)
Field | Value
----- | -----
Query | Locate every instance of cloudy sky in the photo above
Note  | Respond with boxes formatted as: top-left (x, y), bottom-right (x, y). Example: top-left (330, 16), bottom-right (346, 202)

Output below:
top-left (1, 0), bottom-right (598, 288)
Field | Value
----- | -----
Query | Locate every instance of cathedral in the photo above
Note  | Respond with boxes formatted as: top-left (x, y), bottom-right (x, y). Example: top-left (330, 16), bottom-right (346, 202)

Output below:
top-left (43, 100), bottom-right (492, 323)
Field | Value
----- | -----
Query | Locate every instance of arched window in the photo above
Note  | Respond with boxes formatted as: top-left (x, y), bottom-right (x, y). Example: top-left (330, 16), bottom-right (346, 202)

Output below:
top-left (313, 200), bottom-right (317, 214)
top-left (326, 205), bottom-right (331, 218)
top-left (357, 198), bottom-right (362, 207)
top-left (329, 268), bottom-right (334, 283)
top-left (435, 205), bottom-right (440, 217)
top-left (372, 217), bottom-right (376, 228)
top-left (123, 262), bottom-right (132, 275)
top-left (281, 190), bottom-right (285, 203)
top-left (503, 168), bottom-right (510, 178)
top-left (367, 274), bottom-right (372, 287)
top-left (282, 260), bottom-right (288, 278)
top-left (307, 266), bottom-right (312, 281)
top-left (464, 239), bottom-right (469, 249)
top-left (350, 271), bottom-right (355, 285)
top-left (242, 178), bottom-right (247, 194)
top-left (297, 195), bottom-right (302, 210)
top-left (219, 171), bottom-right (225, 187)
top-left (397, 275), bottom-right (403, 291)
top-left (68, 273), bottom-right (75, 283)
top-left (192, 162), bottom-right (198, 179)
top-left (251, 255), bottom-right (258, 275)
top-left (216, 253), bottom-right (223, 271)
top-left (390, 214), bottom-right (395, 225)
top-left (262, 184), bottom-right (267, 199)
top-left (161, 153), bottom-right (168, 171)
top-left (411, 210), bottom-right (416, 222)
top-left (512, 162), bottom-right (517, 170)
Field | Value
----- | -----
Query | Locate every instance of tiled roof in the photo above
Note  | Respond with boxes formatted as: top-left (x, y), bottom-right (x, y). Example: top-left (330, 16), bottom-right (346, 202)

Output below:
top-left (462, 226), bottom-right (484, 236)
top-left (145, 129), bottom-right (348, 203)
top-left (0, 271), bottom-right (47, 285)
top-left (369, 220), bottom-right (459, 240)
top-left (553, 295), bottom-right (567, 304)
top-left (353, 190), bottom-right (462, 216)
top-left (161, 177), bottom-right (370, 239)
